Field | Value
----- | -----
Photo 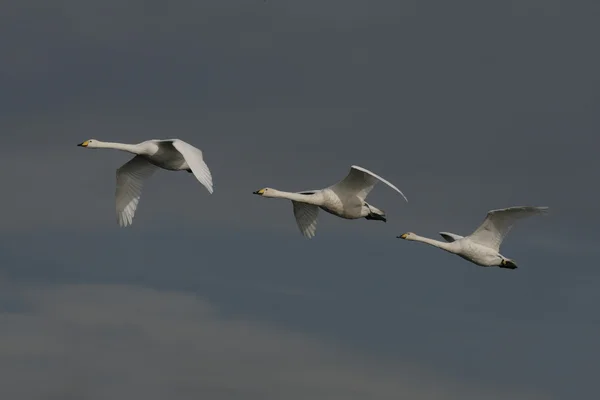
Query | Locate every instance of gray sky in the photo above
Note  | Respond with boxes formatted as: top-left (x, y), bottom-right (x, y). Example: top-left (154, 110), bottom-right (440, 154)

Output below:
top-left (1, 1), bottom-right (598, 399)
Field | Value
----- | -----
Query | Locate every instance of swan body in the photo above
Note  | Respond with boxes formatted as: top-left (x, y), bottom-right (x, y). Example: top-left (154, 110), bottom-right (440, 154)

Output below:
top-left (253, 165), bottom-right (407, 238)
top-left (77, 138), bottom-right (213, 227)
top-left (398, 206), bottom-right (549, 269)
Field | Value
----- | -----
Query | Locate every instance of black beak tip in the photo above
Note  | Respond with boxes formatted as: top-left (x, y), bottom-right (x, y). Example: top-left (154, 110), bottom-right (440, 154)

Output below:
top-left (77, 143), bottom-right (83, 147)
top-left (252, 191), bottom-right (259, 195)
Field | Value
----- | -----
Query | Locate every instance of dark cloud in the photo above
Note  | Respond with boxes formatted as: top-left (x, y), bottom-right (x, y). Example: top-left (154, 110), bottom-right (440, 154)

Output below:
top-left (0, 228), bottom-right (594, 400)
top-left (0, 282), bottom-right (549, 400)
top-left (0, 0), bottom-right (598, 398)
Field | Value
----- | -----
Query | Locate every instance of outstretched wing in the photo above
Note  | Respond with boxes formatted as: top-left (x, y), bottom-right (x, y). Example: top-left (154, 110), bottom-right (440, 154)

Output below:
top-left (467, 206), bottom-right (549, 251)
top-left (170, 139), bottom-right (213, 194)
top-left (292, 201), bottom-right (319, 239)
top-left (439, 232), bottom-right (464, 243)
top-left (328, 165), bottom-right (407, 202)
top-left (115, 156), bottom-right (158, 227)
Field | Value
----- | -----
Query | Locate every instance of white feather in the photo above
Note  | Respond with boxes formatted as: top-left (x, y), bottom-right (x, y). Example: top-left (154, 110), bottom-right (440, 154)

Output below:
top-left (79, 138), bottom-right (213, 227)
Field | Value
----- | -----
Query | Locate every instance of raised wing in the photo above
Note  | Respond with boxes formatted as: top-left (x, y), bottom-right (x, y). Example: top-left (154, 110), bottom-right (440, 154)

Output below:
top-left (439, 232), bottom-right (464, 243)
top-left (292, 201), bottom-right (319, 239)
top-left (328, 165), bottom-right (407, 202)
top-left (467, 206), bottom-right (549, 251)
top-left (115, 156), bottom-right (158, 227)
top-left (170, 139), bottom-right (213, 194)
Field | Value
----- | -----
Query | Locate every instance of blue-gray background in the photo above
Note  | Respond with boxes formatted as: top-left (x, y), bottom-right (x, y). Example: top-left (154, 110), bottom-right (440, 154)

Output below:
top-left (0, 1), bottom-right (597, 399)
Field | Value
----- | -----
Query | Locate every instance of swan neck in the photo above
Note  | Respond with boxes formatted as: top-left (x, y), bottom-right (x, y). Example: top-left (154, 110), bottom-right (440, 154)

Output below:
top-left (412, 235), bottom-right (454, 251)
top-left (96, 141), bottom-right (140, 154)
top-left (273, 190), bottom-right (321, 205)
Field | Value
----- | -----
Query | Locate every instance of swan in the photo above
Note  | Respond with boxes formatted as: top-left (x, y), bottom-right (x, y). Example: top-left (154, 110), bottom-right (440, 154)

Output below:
top-left (253, 165), bottom-right (407, 238)
top-left (397, 206), bottom-right (548, 269)
top-left (77, 138), bottom-right (213, 227)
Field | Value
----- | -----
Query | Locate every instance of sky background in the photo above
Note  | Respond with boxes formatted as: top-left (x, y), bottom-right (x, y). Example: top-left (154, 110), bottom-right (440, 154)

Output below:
top-left (1, 1), bottom-right (599, 399)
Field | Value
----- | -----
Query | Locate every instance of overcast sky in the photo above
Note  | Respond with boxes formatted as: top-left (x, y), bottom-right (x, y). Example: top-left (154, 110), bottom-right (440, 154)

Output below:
top-left (1, 1), bottom-right (598, 399)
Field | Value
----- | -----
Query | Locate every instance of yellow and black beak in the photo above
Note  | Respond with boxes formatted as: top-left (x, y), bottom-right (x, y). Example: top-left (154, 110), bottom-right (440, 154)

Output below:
top-left (253, 189), bottom-right (265, 195)
top-left (77, 140), bottom-right (89, 147)
top-left (397, 233), bottom-right (409, 239)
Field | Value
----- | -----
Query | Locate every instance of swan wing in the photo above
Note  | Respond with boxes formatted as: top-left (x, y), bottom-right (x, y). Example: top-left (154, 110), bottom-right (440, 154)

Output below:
top-left (292, 201), bottom-right (319, 239)
top-left (115, 156), bottom-right (158, 227)
top-left (170, 139), bottom-right (213, 194)
top-left (329, 165), bottom-right (407, 202)
top-left (439, 232), bottom-right (464, 242)
top-left (467, 206), bottom-right (549, 251)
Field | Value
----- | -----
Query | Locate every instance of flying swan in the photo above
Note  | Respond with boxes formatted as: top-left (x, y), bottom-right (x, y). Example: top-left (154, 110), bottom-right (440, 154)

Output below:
top-left (77, 139), bottom-right (213, 227)
top-left (253, 165), bottom-right (407, 238)
top-left (397, 206), bottom-right (549, 269)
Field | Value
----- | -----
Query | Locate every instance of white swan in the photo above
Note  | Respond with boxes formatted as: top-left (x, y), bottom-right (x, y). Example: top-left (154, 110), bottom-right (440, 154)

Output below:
top-left (253, 165), bottom-right (407, 238)
top-left (398, 206), bottom-right (548, 269)
top-left (77, 138), bottom-right (213, 227)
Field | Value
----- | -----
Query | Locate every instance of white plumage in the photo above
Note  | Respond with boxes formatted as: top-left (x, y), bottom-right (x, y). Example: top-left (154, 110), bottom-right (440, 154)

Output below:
top-left (253, 165), bottom-right (407, 238)
top-left (399, 206), bottom-right (549, 269)
top-left (78, 138), bottom-right (213, 227)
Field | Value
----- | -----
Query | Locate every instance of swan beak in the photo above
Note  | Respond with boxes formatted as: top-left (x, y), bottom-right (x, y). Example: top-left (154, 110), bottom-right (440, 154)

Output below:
top-left (253, 189), bottom-right (265, 195)
top-left (77, 140), bottom-right (89, 147)
top-left (398, 233), bottom-right (408, 239)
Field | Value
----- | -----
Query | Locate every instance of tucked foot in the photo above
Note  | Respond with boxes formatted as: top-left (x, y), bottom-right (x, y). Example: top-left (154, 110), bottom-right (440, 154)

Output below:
top-left (365, 213), bottom-right (386, 222)
top-left (500, 259), bottom-right (518, 269)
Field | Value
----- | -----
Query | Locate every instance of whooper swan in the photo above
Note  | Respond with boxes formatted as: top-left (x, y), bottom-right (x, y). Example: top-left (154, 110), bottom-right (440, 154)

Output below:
top-left (253, 165), bottom-right (407, 238)
top-left (78, 139), bottom-right (213, 227)
top-left (398, 206), bottom-right (548, 269)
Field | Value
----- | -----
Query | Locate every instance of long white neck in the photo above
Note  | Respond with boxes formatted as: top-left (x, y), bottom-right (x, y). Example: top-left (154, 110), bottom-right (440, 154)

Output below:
top-left (93, 141), bottom-right (141, 155)
top-left (270, 190), bottom-right (323, 205)
top-left (410, 234), bottom-right (456, 253)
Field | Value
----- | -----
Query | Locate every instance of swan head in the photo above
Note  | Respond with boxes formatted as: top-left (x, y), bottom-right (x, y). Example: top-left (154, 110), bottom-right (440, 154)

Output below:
top-left (500, 258), bottom-right (518, 269)
top-left (77, 139), bottom-right (99, 148)
top-left (253, 187), bottom-right (276, 197)
top-left (397, 232), bottom-right (416, 240)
